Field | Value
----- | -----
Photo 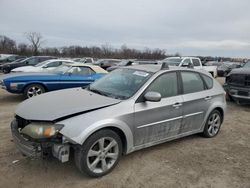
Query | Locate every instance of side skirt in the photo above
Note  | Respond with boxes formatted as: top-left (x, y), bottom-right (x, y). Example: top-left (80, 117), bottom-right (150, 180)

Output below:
top-left (127, 129), bottom-right (203, 154)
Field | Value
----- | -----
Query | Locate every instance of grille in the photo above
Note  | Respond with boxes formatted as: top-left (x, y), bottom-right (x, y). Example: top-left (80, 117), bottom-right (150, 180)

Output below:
top-left (238, 91), bottom-right (249, 96)
top-left (245, 75), bottom-right (250, 86)
top-left (228, 74), bottom-right (250, 87)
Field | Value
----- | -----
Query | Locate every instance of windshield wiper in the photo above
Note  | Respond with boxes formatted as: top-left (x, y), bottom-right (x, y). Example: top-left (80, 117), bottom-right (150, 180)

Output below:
top-left (88, 88), bottom-right (110, 97)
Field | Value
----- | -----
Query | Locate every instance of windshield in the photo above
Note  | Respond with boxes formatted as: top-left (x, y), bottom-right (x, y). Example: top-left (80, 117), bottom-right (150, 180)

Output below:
top-left (93, 59), bottom-right (102, 65)
top-left (35, 60), bottom-right (50, 67)
top-left (163, 58), bottom-right (183, 66)
top-left (243, 60), bottom-right (250, 68)
top-left (52, 65), bottom-right (71, 74)
top-left (88, 68), bottom-right (152, 100)
top-left (117, 60), bottom-right (129, 66)
top-left (219, 64), bottom-right (231, 69)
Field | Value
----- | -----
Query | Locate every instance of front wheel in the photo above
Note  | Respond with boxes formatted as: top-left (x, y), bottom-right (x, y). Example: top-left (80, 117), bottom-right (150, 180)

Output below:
top-left (202, 110), bottom-right (222, 138)
top-left (75, 129), bottom-right (122, 177)
top-left (24, 84), bottom-right (45, 98)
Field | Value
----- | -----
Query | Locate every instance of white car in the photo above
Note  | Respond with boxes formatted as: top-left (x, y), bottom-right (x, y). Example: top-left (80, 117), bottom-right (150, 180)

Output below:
top-left (11, 59), bottom-right (75, 73)
top-left (161, 57), bottom-right (218, 77)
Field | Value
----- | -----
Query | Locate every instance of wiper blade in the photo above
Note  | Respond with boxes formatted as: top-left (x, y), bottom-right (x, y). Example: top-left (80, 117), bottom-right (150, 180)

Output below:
top-left (89, 88), bottom-right (109, 97)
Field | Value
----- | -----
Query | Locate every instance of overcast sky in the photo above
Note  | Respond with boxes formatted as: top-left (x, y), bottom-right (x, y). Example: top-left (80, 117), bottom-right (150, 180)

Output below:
top-left (0, 0), bottom-right (250, 57)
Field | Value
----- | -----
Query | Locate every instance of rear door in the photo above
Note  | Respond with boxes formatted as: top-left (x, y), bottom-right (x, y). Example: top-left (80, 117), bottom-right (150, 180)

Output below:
top-left (179, 71), bottom-right (211, 133)
top-left (134, 71), bottom-right (183, 146)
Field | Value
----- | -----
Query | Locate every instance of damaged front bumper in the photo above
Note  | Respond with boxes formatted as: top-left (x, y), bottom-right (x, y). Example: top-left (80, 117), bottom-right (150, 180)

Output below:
top-left (11, 120), bottom-right (70, 163)
top-left (223, 83), bottom-right (250, 103)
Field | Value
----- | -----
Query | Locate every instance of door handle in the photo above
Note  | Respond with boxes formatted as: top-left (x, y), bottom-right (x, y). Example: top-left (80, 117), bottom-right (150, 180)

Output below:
top-left (204, 96), bottom-right (212, 101)
top-left (172, 102), bottom-right (182, 108)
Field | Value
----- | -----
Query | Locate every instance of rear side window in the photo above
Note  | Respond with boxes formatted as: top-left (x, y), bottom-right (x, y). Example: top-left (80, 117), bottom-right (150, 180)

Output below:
top-left (201, 74), bottom-right (213, 89)
top-left (27, 58), bottom-right (38, 65)
top-left (181, 72), bottom-right (205, 94)
top-left (46, 61), bottom-right (61, 67)
top-left (146, 72), bottom-right (178, 98)
top-left (192, 59), bottom-right (201, 66)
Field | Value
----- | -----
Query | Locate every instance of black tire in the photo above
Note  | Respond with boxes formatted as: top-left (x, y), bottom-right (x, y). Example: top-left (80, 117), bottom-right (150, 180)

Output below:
top-left (202, 110), bottom-right (222, 138)
top-left (23, 84), bottom-right (45, 98)
top-left (75, 129), bottom-right (122, 177)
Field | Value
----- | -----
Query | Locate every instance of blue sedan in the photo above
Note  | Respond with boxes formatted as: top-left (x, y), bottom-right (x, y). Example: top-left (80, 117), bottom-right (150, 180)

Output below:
top-left (0, 64), bottom-right (107, 98)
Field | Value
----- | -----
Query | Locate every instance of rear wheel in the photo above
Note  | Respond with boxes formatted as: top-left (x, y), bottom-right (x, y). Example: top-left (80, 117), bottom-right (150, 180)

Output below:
top-left (24, 84), bottom-right (45, 98)
top-left (202, 110), bottom-right (222, 138)
top-left (75, 129), bottom-right (122, 177)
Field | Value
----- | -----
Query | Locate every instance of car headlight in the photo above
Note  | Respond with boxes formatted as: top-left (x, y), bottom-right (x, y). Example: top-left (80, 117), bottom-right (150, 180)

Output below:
top-left (21, 122), bottom-right (64, 139)
top-left (0, 80), bottom-right (3, 86)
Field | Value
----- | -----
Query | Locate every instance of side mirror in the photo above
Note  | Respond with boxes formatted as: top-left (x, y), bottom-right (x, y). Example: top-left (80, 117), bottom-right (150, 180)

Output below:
top-left (25, 61), bottom-right (29, 65)
top-left (43, 65), bottom-right (48, 68)
top-left (144, 91), bottom-right (161, 102)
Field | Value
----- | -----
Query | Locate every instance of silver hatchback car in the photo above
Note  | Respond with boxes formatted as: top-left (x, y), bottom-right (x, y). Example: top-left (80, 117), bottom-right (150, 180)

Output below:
top-left (11, 64), bottom-right (226, 177)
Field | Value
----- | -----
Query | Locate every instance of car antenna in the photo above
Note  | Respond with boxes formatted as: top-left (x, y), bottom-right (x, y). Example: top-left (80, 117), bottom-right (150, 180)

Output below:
top-left (161, 62), bottom-right (169, 70)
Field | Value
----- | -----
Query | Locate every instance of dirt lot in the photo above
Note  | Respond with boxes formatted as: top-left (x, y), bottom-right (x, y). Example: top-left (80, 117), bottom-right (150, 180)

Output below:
top-left (0, 77), bottom-right (250, 188)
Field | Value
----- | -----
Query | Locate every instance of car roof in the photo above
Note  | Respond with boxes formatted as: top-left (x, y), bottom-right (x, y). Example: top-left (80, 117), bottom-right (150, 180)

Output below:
top-left (47, 59), bottom-right (74, 63)
top-left (68, 63), bottom-right (108, 73)
top-left (122, 64), bottom-right (212, 76)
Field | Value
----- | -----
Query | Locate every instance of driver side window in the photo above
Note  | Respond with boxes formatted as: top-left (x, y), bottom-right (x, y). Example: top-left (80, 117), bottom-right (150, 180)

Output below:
top-left (68, 67), bottom-right (94, 76)
top-left (146, 72), bottom-right (178, 98)
top-left (27, 58), bottom-right (37, 65)
top-left (46, 61), bottom-right (61, 68)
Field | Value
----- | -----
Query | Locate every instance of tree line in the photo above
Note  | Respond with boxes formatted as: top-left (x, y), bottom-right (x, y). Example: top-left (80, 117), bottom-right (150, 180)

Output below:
top-left (0, 33), bottom-right (169, 59)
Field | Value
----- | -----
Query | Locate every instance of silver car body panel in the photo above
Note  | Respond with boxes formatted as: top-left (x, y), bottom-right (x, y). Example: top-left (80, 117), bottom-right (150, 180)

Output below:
top-left (16, 88), bottom-right (121, 121)
top-left (15, 65), bottom-right (226, 154)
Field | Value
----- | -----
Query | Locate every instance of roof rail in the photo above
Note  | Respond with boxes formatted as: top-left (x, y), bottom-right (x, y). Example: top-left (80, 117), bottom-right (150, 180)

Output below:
top-left (161, 62), bottom-right (169, 70)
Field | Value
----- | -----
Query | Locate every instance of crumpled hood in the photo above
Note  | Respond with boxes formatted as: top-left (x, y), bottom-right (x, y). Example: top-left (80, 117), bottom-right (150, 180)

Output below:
top-left (16, 88), bottom-right (121, 121)
top-left (228, 67), bottom-right (250, 75)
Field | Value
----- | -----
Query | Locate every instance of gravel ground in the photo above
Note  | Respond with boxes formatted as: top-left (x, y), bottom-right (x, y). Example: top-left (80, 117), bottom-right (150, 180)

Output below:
top-left (0, 77), bottom-right (250, 188)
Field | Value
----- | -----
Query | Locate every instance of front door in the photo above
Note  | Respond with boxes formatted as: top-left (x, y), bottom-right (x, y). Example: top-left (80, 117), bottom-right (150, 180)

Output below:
top-left (134, 72), bottom-right (183, 146)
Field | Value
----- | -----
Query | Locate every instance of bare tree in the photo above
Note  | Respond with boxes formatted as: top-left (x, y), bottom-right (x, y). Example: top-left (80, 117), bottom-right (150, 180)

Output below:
top-left (0, 35), bottom-right (16, 53)
top-left (25, 32), bottom-right (44, 55)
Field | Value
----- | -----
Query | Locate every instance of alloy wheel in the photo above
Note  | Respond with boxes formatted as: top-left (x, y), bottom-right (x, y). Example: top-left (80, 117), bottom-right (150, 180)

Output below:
top-left (27, 86), bottom-right (43, 98)
top-left (207, 113), bottom-right (221, 137)
top-left (86, 137), bottom-right (119, 174)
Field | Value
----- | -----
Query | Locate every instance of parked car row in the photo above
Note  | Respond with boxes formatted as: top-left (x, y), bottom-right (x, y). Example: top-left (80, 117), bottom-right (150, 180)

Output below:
top-left (0, 56), bottom-right (57, 73)
top-left (0, 64), bottom-right (107, 98)
top-left (159, 57), bottom-right (218, 77)
top-left (0, 54), bottom-right (27, 65)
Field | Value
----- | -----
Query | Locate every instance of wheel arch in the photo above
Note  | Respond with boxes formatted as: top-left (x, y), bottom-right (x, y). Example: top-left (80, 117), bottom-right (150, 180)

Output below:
top-left (213, 107), bottom-right (224, 123)
top-left (89, 126), bottom-right (128, 155)
top-left (201, 104), bottom-right (226, 132)
top-left (22, 82), bottom-right (48, 93)
top-left (72, 120), bottom-right (134, 155)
